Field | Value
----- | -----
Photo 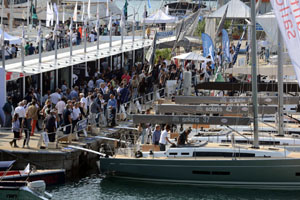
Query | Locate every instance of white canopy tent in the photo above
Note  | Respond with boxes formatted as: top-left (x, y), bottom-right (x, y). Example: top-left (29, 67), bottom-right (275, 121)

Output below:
top-left (172, 52), bottom-right (211, 62)
top-left (256, 12), bottom-right (278, 50)
top-left (144, 9), bottom-right (177, 24)
top-left (208, 0), bottom-right (250, 19)
top-left (0, 29), bottom-right (21, 45)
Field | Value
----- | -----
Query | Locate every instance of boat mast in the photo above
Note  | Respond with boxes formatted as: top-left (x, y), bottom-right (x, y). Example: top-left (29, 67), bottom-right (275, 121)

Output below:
top-left (250, 0), bottom-right (259, 148)
top-left (277, 27), bottom-right (284, 136)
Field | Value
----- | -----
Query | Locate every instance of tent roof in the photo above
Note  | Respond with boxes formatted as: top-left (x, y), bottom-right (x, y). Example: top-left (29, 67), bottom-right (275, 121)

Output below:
top-left (144, 9), bottom-right (177, 24)
top-left (208, 0), bottom-right (250, 19)
top-left (256, 12), bottom-right (278, 47)
top-left (172, 52), bottom-right (210, 61)
top-left (0, 29), bottom-right (21, 45)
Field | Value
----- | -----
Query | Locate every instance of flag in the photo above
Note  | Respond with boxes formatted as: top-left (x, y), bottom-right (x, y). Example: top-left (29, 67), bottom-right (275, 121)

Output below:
top-left (148, 0), bottom-right (151, 9)
top-left (108, 15), bottom-right (112, 31)
top-left (215, 5), bottom-right (228, 39)
top-left (123, 0), bottom-right (128, 20)
top-left (62, 5), bottom-right (65, 24)
top-left (46, 1), bottom-right (51, 27)
top-left (36, 22), bottom-right (41, 44)
top-left (96, 3), bottom-right (100, 32)
top-left (22, 9), bottom-right (26, 20)
top-left (222, 29), bottom-right (230, 62)
top-left (53, 3), bottom-right (59, 25)
top-left (106, 0), bottom-right (109, 17)
top-left (69, 18), bottom-right (73, 32)
top-left (165, 5), bottom-right (169, 15)
top-left (81, 1), bottom-right (85, 21)
top-left (50, 3), bottom-right (54, 26)
top-left (232, 29), bottom-right (246, 65)
top-left (271, 0), bottom-right (300, 86)
top-left (73, 1), bottom-right (78, 22)
top-left (22, 24), bottom-right (26, 47)
top-left (1, 25), bottom-right (4, 47)
top-left (87, 0), bottom-right (91, 20)
top-left (202, 33), bottom-right (215, 65)
top-left (22, 163), bottom-right (30, 175)
top-left (142, 4), bottom-right (147, 24)
top-left (146, 31), bottom-right (158, 73)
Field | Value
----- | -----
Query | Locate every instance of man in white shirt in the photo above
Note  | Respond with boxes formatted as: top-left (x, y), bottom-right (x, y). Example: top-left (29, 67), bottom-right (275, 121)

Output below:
top-left (159, 125), bottom-right (175, 151)
top-left (79, 93), bottom-right (88, 116)
top-left (50, 89), bottom-right (62, 105)
top-left (14, 101), bottom-right (27, 141)
top-left (89, 32), bottom-right (95, 42)
top-left (71, 102), bottom-right (81, 133)
top-left (55, 97), bottom-right (66, 124)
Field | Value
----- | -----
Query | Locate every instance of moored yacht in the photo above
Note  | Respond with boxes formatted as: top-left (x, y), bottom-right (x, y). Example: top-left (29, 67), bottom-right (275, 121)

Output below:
top-left (98, 143), bottom-right (300, 189)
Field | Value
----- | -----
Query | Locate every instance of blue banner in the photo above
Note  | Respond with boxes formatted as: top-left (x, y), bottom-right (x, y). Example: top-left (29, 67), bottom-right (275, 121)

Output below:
top-left (201, 33), bottom-right (215, 69)
top-left (222, 29), bottom-right (230, 62)
top-left (232, 29), bottom-right (246, 65)
top-left (148, 0), bottom-right (151, 8)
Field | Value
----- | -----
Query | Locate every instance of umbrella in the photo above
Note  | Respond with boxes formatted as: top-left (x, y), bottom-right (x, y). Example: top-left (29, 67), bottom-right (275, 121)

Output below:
top-left (172, 52), bottom-right (211, 62)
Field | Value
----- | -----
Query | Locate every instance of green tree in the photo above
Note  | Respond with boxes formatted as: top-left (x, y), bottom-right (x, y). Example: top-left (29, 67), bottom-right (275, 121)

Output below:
top-left (155, 48), bottom-right (172, 63)
top-left (196, 20), bottom-right (206, 37)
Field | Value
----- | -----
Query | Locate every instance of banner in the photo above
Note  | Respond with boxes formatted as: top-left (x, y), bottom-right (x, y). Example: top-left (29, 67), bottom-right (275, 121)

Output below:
top-left (201, 33), bottom-right (215, 67)
top-left (123, 0), bottom-right (128, 20)
top-left (81, 1), bottom-right (85, 21)
top-left (270, 0), bottom-right (300, 85)
top-left (50, 3), bottom-right (54, 26)
top-left (222, 29), bottom-right (230, 62)
top-left (106, 0), bottom-right (109, 17)
top-left (46, 1), bottom-right (51, 27)
top-left (232, 28), bottom-right (246, 65)
top-left (146, 31), bottom-right (158, 73)
top-left (73, 1), bottom-right (78, 22)
top-left (148, 0), bottom-right (151, 9)
top-left (53, 3), bottom-right (59, 25)
top-left (87, 0), bottom-right (91, 20)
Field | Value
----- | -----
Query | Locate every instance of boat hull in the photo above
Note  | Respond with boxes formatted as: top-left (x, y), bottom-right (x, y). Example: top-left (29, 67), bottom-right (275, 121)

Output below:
top-left (98, 157), bottom-right (300, 190)
top-left (1, 170), bottom-right (65, 186)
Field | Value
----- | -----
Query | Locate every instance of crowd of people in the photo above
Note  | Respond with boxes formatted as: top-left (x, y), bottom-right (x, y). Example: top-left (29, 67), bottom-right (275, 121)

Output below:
top-left (2, 55), bottom-right (194, 148)
top-left (1, 19), bottom-right (123, 60)
top-left (2, 33), bottom-right (241, 148)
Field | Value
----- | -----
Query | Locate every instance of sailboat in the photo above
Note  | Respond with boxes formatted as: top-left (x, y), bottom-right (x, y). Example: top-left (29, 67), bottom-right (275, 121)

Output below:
top-left (95, 0), bottom-right (300, 190)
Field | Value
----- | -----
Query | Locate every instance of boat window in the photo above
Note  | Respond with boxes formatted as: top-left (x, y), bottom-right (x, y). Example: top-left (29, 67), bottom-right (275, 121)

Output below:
top-left (193, 152), bottom-right (255, 157)
top-left (221, 140), bottom-right (280, 145)
top-left (295, 173), bottom-right (300, 176)
top-left (169, 152), bottom-right (177, 156)
top-left (192, 171), bottom-right (210, 175)
top-left (181, 152), bottom-right (190, 155)
top-left (212, 171), bottom-right (231, 175)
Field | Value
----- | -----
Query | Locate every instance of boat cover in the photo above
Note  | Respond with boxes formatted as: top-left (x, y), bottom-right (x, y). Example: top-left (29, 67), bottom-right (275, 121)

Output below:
top-left (0, 160), bottom-right (15, 171)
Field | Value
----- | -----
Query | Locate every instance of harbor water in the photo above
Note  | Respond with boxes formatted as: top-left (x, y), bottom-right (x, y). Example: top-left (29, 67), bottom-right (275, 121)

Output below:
top-left (49, 174), bottom-right (300, 200)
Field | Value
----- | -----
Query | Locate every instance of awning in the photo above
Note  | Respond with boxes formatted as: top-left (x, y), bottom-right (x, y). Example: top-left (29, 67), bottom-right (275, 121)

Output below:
top-left (144, 9), bottom-right (177, 24)
top-left (172, 52), bottom-right (210, 62)
top-left (0, 29), bottom-right (21, 45)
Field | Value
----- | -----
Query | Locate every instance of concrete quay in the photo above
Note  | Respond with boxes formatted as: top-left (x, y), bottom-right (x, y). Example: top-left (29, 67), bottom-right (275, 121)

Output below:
top-left (0, 123), bottom-right (137, 179)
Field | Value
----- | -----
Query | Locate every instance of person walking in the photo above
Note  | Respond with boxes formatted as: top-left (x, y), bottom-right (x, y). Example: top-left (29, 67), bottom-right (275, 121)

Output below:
top-left (26, 100), bottom-right (39, 136)
top-left (2, 96), bottom-right (14, 127)
top-left (9, 114), bottom-right (21, 148)
top-left (45, 109), bottom-right (57, 142)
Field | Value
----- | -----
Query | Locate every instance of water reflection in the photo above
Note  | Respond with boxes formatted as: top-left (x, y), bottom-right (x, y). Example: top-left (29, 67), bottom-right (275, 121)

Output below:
top-left (50, 175), bottom-right (300, 200)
